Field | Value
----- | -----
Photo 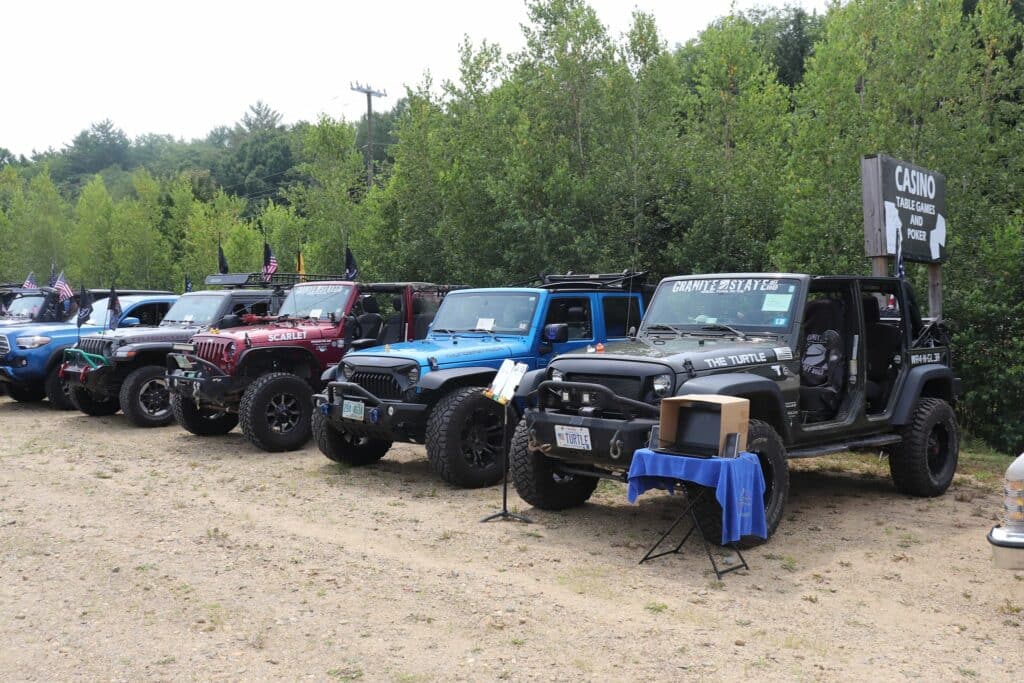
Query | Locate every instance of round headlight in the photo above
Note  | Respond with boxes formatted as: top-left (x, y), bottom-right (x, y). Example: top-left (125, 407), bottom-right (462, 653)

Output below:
top-left (341, 361), bottom-right (355, 380)
top-left (407, 365), bottom-right (420, 385)
top-left (550, 368), bottom-right (565, 382)
top-left (652, 373), bottom-right (672, 397)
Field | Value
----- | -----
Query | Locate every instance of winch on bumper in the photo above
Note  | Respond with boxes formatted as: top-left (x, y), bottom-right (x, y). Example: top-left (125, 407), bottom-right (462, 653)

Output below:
top-left (166, 352), bottom-right (247, 406)
top-left (314, 381), bottom-right (430, 442)
top-left (60, 348), bottom-right (113, 392)
top-left (523, 380), bottom-right (660, 469)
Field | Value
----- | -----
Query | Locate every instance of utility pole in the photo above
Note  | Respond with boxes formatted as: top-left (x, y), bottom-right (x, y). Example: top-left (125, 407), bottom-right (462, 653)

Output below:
top-left (350, 82), bottom-right (386, 188)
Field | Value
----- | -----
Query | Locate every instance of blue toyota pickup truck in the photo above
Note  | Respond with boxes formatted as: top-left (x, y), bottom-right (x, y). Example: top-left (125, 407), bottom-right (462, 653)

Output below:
top-left (0, 292), bottom-right (177, 408)
top-left (312, 272), bottom-right (650, 488)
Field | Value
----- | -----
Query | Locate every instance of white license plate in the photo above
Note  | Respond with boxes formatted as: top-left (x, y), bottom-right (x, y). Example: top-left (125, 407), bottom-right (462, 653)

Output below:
top-left (341, 400), bottom-right (365, 421)
top-left (554, 425), bottom-right (592, 451)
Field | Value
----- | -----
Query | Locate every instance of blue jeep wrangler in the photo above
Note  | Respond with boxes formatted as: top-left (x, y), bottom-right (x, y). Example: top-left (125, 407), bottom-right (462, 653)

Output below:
top-left (0, 292), bottom-right (177, 408)
top-left (312, 272), bottom-right (649, 488)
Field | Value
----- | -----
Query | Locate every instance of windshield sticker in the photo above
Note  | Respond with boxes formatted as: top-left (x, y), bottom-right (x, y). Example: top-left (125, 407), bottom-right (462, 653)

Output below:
top-left (518, 322), bottom-right (528, 330)
top-left (300, 285), bottom-right (347, 295)
top-left (761, 293), bottom-right (793, 312)
top-left (671, 279), bottom-right (781, 294)
top-left (772, 317), bottom-right (788, 326)
top-left (476, 317), bottom-right (495, 331)
top-left (309, 308), bottom-right (322, 319)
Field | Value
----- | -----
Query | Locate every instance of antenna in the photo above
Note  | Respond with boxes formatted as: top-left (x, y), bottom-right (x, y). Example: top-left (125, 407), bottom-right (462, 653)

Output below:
top-left (350, 82), bottom-right (387, 188)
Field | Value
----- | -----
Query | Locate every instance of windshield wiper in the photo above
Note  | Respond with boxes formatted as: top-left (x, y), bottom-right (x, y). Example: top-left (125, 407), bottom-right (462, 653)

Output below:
top-left (700, 323), bottom-right (747, 339)
top-left (431, 328), bottom-right (458, 334)
top-left (643, 323), bottom-right (683, 335)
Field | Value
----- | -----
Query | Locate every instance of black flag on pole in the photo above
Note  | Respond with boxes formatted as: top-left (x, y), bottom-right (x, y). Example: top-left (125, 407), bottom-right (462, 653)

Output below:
top-left (344, 248), bottom-right (359, 280)
top-left (218, 243), bottom-right (229, 274)
top-left (77, 285), bottom-right (93, 328)
top-left (106, 284), bottom-right (122, 331)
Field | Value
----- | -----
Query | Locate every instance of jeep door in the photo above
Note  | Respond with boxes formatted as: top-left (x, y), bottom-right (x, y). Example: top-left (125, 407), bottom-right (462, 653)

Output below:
top-left (534, 294), bottom-right (597, 367)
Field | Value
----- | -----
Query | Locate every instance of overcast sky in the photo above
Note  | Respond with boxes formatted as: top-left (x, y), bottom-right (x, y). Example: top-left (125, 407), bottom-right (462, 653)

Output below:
top-left (3, 0), bottom-right (829, 157)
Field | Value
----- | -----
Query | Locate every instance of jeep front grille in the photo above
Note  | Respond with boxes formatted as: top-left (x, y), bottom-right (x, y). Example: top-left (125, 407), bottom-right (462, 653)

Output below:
top-left (351, 371), bottom-right (403, 401)
top-left (79, 337), bottom-right (110, 356)
top-left (194, 339), bottom-right (230, 365)
top-left (0, 336), bottom-right (9, 355)
top-left (565, 373), bottom-right (643, 401)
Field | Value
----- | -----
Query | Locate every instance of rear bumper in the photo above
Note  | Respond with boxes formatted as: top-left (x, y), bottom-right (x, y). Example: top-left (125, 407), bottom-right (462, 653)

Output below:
top-left (523, 380), bottom-right (660, 471)
top-left (166, 353), bottom-right (248, 408)
top-left (315, 380), bottom-right (429, 442)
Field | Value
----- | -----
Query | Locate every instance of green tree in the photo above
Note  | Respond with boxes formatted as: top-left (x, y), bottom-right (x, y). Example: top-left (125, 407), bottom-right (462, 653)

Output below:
top-left (69, 175), bottom-right (115, 287)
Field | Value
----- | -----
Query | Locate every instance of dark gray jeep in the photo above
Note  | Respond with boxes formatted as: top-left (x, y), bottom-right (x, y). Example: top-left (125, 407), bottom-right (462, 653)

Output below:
top-left (62, 277), bottom-right (281, 427)
top-left (512, 273), bottom-right (961, 544)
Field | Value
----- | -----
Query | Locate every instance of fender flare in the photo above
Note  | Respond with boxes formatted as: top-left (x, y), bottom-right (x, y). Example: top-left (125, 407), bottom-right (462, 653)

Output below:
top-left (514, 369), bottom-right (547, 399)
top-left (417, 366), bottom-right (498, 392)
top-left (891, 365), bottom-right (956, 426)
top-left (677, 372), bottom-right (790, 442)
top-left (237, 345), bottom-right (322, 379)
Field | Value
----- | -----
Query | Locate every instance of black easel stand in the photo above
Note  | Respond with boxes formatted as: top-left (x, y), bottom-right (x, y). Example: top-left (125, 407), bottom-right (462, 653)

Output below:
top-left (639, 486), bottom-right (747, 580)
top-left (481, 401), bottom-right (532, 524)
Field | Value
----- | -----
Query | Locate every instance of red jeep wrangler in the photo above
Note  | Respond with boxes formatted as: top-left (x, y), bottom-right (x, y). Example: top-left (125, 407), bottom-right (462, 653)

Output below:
top-left (166, 273), bottom-right (459, 452)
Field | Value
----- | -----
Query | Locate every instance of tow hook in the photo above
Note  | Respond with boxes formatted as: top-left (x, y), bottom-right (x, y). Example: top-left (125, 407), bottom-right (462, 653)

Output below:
top-left (527, 428), bottom-right (552, 453)
top-left (609, 431), bottom-right (623, 460)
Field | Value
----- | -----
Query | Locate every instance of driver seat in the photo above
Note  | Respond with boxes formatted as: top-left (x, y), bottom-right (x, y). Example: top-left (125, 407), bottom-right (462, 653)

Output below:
top-left (799, 298), bottom-right (845, 421)
top-left (356, 296), bottom-right (383, 341)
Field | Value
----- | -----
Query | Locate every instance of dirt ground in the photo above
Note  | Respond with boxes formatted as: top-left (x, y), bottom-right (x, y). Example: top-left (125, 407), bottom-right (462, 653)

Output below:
top-left (0, 396), bottom-right (1021, 682)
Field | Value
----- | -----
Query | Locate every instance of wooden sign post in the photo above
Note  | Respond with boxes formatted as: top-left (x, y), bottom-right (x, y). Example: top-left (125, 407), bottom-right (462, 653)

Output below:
top-left (861, 154), bottom-right (947, 318)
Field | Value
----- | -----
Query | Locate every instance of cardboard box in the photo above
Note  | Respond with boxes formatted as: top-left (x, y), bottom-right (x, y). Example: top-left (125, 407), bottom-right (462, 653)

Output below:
top-left (658, 395), bottom-right (750, 457)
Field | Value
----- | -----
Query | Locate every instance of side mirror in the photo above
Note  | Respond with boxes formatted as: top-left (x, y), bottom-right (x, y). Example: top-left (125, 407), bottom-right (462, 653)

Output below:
top-left (219, 313), bottom-right (243, 329)
top-left (121, 316), bottom-right (141, 327)
top-left (543, 323), bottom-right (569, 344)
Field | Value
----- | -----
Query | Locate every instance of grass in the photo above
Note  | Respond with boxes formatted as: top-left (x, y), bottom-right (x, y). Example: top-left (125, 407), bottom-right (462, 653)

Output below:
top-left (645, 601), bottom-right (668, 613)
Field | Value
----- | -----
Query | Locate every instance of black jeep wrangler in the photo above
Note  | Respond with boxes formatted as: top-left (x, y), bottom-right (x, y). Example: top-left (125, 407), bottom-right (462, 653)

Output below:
top-left (62, 276), bottom-right (281, 427)
top-left (513, 273), bottom-right (961, 544)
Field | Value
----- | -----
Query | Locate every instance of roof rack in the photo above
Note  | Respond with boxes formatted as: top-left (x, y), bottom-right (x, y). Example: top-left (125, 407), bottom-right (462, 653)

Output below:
top-left (203, 272), bottom-right (350, 289)
top-left (524, 270), bottom-right (648, 291)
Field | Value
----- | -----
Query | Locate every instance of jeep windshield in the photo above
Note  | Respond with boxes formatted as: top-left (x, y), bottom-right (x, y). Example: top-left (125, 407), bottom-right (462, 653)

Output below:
top-left (277, 284), bottom-right (353, 321)
top-left (431, 291), bottom-right (539, 336)
top-left (3, 293), bottom-right (47, 319)
top-left (161, 294), bottom-right (225, 326)
top-left (641, 277), bottom-right (800, 335)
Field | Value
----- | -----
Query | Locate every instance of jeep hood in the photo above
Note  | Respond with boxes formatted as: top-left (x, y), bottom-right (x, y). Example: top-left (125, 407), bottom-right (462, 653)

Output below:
top-left (346, 335), bottom-right (522, 368)
top-left (192, 320), bottom-right (335, 344)
top-left (84, 325), bottom-right (196, 346)
top-left (555, 336), bottom-right (794, 372)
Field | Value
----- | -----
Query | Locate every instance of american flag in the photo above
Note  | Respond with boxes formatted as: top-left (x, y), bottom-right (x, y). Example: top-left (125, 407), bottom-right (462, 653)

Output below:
top-left (262, 242), bottom-right (278, 282)
top-left (54, 271), bottom-right (73, 302)
top-left (22, 271), bottom-right (36, 289)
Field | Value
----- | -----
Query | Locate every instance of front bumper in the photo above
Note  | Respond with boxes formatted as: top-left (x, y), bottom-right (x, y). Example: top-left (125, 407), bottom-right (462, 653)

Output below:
top-left (0, 353), bottom-right (43, 387)
top-left (166, 353), bottom-right (248, 408)
top-left (988, 525), bottom-right (1024, 570)
top-left (61, 348), bottom-right (115, 393)
top-left (523, 380), bottom-right (660, 471)
top-left (315, 380), bottom-right (429, 442)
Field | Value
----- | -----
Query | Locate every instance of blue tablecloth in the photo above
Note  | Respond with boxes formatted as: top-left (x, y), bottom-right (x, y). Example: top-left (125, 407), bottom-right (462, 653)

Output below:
top-left (627, 449), bottom-right (767, 544)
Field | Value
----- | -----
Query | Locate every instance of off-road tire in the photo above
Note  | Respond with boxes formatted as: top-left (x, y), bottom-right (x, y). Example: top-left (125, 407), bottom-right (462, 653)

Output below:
top-left (312, 408), bottom-right (391, 465)
top-left (120, 365), bottom-right (173, 428)
top-left (7, 384), bottom-right (45, 402)
top-left (170, 393), bottom-right (238, 436)
top-left (239, 372), bottom-right (314, 452)
top-left (694, 419), bottom-right (789, 548)
top-left (44, 365), bottom-right (74, 410)
top-left (69, 386), bottom-right (120, 416)
top-left (888, 398), bottom-right (959, 497)
top-left (510, 418), bottom-right (598, 509)
top-left (426, 386), bottom-right (506, 489)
